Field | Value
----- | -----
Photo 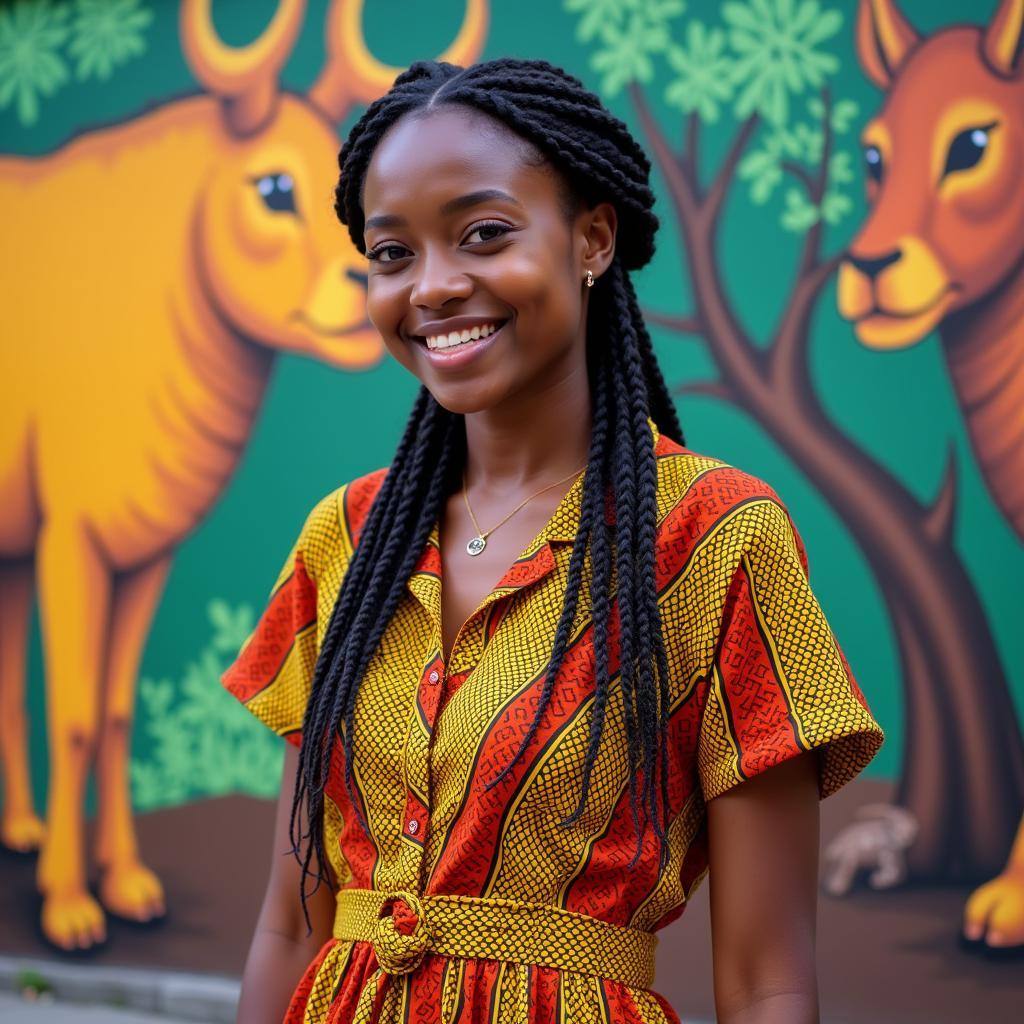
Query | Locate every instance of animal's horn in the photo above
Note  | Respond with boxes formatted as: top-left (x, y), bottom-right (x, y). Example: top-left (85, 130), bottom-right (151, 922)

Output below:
top-left (983, 0), bottom-right (1024, 74)
top-left (856, 0), bottom-right (919, 89)
top-left (180, 0), bottom-right (306, 136)
top-left (309, 0), bottom-right (489, 123)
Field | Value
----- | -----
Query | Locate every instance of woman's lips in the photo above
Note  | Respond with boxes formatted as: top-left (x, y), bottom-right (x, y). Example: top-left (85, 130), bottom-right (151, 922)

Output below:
top-left (412, 320), bottom-right (509, 370)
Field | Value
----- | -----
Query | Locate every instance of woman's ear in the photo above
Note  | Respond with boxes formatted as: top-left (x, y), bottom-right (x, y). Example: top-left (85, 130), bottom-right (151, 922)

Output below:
top-left (578, 201), bottom-right (617, 278)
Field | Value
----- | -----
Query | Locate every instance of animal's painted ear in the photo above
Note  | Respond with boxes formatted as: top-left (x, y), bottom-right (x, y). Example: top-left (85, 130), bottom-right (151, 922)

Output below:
top-left (180, 0), bottom-right (304, 136)
top-left (856, 0), bottom-right (919, 89)
top-left (983, 0), bottom-right (1024, 75)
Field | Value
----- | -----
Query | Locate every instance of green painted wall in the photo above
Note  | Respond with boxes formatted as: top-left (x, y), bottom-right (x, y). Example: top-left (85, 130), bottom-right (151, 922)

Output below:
top-left (2, 0), bottom-right (1020, 812)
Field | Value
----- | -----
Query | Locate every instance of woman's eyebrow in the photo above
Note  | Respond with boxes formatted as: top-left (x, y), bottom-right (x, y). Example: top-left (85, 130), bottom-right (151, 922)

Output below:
top-left (364, 189), bottom-right (522, 231)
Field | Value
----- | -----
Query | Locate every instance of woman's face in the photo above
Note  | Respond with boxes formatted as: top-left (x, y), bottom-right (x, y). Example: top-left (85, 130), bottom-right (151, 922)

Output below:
top-left (360, 105), bottom-right (616, 416)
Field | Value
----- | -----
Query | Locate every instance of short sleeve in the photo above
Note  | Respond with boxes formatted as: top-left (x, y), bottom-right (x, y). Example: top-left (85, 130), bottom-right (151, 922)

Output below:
top-left (221, 488), bottom-right (344, 748)
top-left (697, 497), bottom-right (884, 801)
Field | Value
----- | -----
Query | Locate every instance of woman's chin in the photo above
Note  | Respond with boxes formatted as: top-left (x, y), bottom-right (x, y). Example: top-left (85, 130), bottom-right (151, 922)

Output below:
top-left (424, 379), bottom-right (511, 417)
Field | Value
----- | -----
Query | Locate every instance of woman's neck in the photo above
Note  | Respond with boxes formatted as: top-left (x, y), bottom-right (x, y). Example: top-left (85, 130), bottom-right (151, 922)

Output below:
top-left (462, 360), bottom-right (592, 491)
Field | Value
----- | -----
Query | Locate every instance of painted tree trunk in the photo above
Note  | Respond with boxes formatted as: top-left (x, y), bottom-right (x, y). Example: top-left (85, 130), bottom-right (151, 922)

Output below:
top-left (632, 89), bottom-right (1024, 883)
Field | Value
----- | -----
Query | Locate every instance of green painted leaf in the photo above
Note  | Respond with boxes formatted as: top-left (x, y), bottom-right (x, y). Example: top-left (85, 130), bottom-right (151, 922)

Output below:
top-left (0, 0), bottom-right (70, 125)
top-left (780, 186), bottom-right (820, 231)
top-left (69, 0), bottom-right (152, 83)
top-left (664, 20), bottom-right (733, 123)
top-left (131, 600), bottom-right (284, 811)
top-left (725, 0), bottom-right (844, 126)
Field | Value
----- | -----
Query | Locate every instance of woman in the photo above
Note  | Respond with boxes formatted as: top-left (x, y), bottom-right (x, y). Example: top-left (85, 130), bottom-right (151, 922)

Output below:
top-left (223, 57), bottom-right (884, 1024)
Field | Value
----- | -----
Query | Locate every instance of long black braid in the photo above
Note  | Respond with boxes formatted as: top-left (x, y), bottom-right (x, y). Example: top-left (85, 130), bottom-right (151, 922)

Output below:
top-left (290, 57), bottom-right (686, 920)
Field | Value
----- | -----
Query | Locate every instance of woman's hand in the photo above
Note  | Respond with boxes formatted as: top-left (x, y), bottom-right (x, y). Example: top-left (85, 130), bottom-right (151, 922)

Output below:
top-left (236, 743), bottom-right (337, 1024)
top-left (707, 751), bottom-right (821, 1024)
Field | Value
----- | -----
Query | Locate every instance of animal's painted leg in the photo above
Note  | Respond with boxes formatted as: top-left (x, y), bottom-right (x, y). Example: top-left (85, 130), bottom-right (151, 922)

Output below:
top-left (35, 521), bottom-right (109, 950)
top-left (95, 555), bottom-right (170, 922)
top-left (964, 814), bottom-right (1024, 949)
top-left (0, 559), bottom-right (46, 851)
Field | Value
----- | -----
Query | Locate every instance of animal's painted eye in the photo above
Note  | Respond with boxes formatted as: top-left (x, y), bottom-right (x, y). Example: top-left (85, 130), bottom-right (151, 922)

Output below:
top-left (255, 173), bottom-right (297, 213)
top-left (863, 145), bottom-right (883, 183)
top-left (943, 125), bottom-right (995, 177)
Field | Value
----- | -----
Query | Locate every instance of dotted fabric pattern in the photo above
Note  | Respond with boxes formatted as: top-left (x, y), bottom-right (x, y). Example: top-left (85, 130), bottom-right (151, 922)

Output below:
top-left (222, 421), bottom-right (884, 1024)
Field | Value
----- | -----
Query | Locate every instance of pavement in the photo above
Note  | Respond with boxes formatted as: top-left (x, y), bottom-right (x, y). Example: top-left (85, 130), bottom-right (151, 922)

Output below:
top-left (0, 992), bottom-right (201, 1022)
top-left (0, 957), bottom-right (239, 1023)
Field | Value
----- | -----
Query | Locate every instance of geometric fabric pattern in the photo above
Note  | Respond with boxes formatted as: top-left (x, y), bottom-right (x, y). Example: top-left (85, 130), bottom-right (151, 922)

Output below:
top-left (222, 421), bottom-right (884, 1023)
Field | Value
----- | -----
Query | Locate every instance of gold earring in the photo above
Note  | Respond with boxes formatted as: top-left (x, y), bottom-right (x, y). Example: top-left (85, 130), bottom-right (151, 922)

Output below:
top-left (585, 270), bottom-right (594, 288)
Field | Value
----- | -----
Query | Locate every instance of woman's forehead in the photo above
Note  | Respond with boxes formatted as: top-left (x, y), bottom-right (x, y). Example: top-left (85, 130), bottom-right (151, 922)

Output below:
top-left (362, 106), bottom-right (556, 216)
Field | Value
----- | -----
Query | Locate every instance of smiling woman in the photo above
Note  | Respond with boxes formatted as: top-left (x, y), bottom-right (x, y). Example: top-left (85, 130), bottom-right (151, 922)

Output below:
top-left (221, 57), bottom-right (883, 1024)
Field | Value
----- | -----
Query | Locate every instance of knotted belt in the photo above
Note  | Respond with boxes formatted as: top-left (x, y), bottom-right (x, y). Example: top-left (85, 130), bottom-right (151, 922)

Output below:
top-left (333, 888), bottom-right (657, 989)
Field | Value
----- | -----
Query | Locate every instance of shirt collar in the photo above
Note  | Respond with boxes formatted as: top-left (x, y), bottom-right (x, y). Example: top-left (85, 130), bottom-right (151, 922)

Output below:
top-left (426, 416), bottom-right (662, 549)
top-left (405, 418), bottom-right (662, 623)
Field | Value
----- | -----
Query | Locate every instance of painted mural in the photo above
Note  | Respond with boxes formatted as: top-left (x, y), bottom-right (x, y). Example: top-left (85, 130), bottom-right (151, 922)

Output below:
top-left (0, 0), bottom-right (485, 952)
top-left (837, 0), bottom-right (1024, 952)
top-left (0, 0), bottom-right (1021, 1020)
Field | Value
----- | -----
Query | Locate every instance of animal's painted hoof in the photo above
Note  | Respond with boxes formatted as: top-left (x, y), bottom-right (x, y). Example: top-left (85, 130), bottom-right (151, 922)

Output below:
top-left (964, 868), bottom-right (1024, 950)
top-left (41, 889), bottom-right (107, 951)
top-left (0, 812), bottom-right (46, 852)
top-left (99, 861), bottom-right (166, 923)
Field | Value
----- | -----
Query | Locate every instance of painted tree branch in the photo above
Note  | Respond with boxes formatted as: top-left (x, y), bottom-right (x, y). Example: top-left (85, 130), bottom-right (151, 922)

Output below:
top-left (673, 379), bottom-right (736, 403)
top-left (704, 113), bottom-right (760, 230)
top-left (643, 311), bottom-right (704, 335)
top-left (781, 160), bottom-right (816, 195)
top-left (772, 86), bottom-right (836, 389)
top-left (630, 84), bottom-right (768, 402)
top-left (684, 111), bottom-right (700, 193)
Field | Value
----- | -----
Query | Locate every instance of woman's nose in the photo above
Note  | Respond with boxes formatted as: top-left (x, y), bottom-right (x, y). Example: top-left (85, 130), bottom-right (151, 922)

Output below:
top-left (410, 251), bottom-right (473, 308)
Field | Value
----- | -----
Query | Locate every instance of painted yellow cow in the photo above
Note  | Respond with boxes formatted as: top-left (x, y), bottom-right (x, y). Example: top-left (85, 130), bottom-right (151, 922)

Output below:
top-left (0, 0), bottom-right (487, 950)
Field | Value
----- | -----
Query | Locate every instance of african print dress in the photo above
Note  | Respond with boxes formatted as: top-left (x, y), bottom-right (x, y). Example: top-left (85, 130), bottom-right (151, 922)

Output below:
top-left (223, 422), bottom-right (884, 1024)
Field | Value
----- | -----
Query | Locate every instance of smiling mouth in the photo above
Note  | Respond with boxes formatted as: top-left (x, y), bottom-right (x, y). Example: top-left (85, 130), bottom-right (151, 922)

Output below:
top-left (411, 319), bottom-right (509, 351)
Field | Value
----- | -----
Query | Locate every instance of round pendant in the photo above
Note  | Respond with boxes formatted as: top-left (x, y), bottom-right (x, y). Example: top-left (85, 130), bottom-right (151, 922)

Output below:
top-left (466, 535), bottom-right (487, 556)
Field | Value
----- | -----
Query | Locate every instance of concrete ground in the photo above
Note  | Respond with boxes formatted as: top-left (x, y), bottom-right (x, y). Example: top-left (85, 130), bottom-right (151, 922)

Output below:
top-left (0, 956), bottom-right (238, 1024)
top-left (0, 992), bottom-right (198, 1022)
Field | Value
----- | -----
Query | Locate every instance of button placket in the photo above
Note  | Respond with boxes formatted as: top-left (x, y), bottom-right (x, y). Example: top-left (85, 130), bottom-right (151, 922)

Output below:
top-left (396, 650), bottom-right (446, 884)
top-left (398, 532), bottom-right (559, 889)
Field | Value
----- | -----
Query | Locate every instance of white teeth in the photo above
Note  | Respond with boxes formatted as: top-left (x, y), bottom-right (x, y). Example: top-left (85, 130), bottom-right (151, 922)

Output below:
top-left (424, 322), bottom-right (500, 350)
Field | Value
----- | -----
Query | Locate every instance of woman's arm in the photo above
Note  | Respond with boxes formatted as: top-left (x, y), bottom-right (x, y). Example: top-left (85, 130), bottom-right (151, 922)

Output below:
top-left (236, 743), bottom-right (337, 1024)
top-left (707, 752), bottom-right (821, 1024)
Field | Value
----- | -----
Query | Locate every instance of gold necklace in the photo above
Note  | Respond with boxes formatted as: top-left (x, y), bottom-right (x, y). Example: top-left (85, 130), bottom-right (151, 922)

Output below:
top-left (461, 464), bottom-right (586, 556)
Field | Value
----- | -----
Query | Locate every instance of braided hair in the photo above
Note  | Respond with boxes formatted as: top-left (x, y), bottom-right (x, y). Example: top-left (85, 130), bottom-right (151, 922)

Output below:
top-left (290, 57), bottom-right (685, 920)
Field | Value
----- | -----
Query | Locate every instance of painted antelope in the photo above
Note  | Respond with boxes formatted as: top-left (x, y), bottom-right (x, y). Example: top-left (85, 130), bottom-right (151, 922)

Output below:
top-left (837, 0), bottom-right (1024, 947)
top-left (0, 0), bottom-right (487, 951)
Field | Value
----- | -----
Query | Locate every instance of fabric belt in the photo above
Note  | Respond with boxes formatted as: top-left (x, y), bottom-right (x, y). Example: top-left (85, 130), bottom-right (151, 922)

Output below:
top-left (332, 888), bottom-right (657, 989)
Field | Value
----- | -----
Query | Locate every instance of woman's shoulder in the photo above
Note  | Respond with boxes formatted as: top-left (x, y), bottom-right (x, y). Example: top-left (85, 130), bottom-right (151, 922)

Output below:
top-left (653, 432), bottom-right (799, 563)
top-left (655, 431), bottom-right (784, 509)
top-left (296, 466), bottom-right (391, 579)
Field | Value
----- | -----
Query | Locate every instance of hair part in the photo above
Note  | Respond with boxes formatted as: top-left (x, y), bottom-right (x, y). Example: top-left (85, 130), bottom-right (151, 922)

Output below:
top-left (291, 57), bottom-right (685, 926)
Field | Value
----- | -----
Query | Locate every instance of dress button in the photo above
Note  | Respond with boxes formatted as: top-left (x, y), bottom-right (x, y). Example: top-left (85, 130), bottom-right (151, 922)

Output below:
top-left (407, 818), bottom-right (419, 835)
top-left (428, 670), bottom-right (440, 684)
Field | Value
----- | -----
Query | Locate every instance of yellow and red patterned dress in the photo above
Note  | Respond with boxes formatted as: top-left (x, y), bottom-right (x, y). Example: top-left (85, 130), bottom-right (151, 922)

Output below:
top-left (223, 422), bottom-right (883, 1023)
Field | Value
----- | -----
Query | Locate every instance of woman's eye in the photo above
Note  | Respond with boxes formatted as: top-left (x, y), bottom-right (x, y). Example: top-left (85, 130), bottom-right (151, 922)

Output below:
top-left (367, 244), bottom-right (410, 263)
top-left (943, 124), bottom-right (995, 177)
top-left (464, 222), bottom-right (511, 244)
